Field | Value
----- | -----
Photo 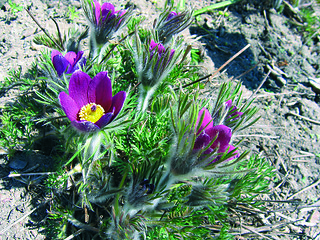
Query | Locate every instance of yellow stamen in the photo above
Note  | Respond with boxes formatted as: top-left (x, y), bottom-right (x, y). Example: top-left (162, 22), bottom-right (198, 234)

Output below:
top-left (78, 103), bottom-right (105, 123)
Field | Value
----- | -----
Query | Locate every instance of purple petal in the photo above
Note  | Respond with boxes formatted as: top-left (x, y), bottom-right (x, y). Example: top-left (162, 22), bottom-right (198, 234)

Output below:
top-left (167, 11), bottom-right (178, 20)
top-left (110, 91), bottom-right (126, 120)
top-left (206, 125), bottom-right (232, 153)
top-left (203, 147), bottom-right (214, 155)
top-left (51, 50), bottom-right (62, 62)
top-left (88, 72), bottom-right (112, 111)
top-left (64, 51), bottom-right (77, 65)
top-left (94, 1), bottom-right (101, 25)
top-left (194, 131), bottom-right (211, 150)
top-left (157, 43), bottom-right (165, 54)
top-left (59, 92), bottom-right (79, 121)
top-left (227, 106), bottom-right (243, 120)
top-left (101, 2), bottom-right (115, 22)
top-left (225, 99), bottom-right (232, 108)
top-left (69, 71), bottom-right (91, 109)
top-left (196, 108), bottom-right (213, 133)
top-left (71, 120), bottom-right (100, 132)
top-left (95, 112), bottom-right (114, 128)
top-left (169, 49), bottom-right (175, 61)
top-left (52, 55), bottom-right (70, 77)
top-left (74, 51), bottom-right (85, 66)
top-left (227, 145), bottom-right (239, 160)
top-left (149, 40), bottom-right (158, 51)
top-left (67, 52), bottom-right (86, 74)
top-left (209, 145), bottom-right (239, 164)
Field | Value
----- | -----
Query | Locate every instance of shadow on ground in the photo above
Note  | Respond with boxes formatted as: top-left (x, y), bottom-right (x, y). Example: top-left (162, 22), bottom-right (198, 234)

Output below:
top-left (190, 24), bottom-right (265, 90)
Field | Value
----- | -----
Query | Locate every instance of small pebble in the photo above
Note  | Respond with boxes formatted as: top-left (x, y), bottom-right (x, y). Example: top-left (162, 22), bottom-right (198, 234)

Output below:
top-left (309, 77), bottom-right (320, 94)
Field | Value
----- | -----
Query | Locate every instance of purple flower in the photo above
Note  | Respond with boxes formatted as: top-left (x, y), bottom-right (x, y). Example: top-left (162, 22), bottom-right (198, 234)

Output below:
top-left (150, 40), bottom-right (175, 57)
top-left (94, 1), bottom-right (116, 25)
top-left (194, 108), bottom-right (239, 163)
top-left (51, 50), bottom-right (86, 77)
top-left (86, 1), bottom-right (130, 46)
top-left (59, 71), bottom-right (126, 132)
top-left (225, 100), bottom-right (243, 120)
top-left (138, 39), bottom-right (176, 88)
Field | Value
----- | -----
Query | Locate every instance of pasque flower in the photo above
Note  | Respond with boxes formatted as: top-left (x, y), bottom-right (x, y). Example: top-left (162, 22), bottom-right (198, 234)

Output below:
top-left (82, 0), bottom-right (132, 48)
top-left (194, 108), bottom-right (239, 163)
top-left (148, 39), bottom-right (175, 76)
top-left (51, 50), bottom-right (86, 77)
top-left (59, 71), bottom-right (126, 132)
top-left (94, 1), bottom-right (126, 26)
top-left (140, 39), bottom-right (175, 88)
top-left (133, 38), bottom-right (179, 111)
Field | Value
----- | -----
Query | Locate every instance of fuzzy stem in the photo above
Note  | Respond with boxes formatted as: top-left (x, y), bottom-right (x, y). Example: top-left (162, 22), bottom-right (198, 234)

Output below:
top-left (138, 86), bottom-right (155, 112)
top-left (89, 28), bottom-right (102, 60)
top-left (82, 132), bottom-right (103, 184)
top-left (158, 168), bottom-right (178, 193)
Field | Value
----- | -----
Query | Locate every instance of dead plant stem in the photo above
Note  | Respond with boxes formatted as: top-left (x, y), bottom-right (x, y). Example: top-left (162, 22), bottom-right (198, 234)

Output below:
top-left (179, 44), bottom-right (251, 89)
top-left (288, 179), bottom-right (320, 200)
top-left (287, 112), bottom-right (320, 125)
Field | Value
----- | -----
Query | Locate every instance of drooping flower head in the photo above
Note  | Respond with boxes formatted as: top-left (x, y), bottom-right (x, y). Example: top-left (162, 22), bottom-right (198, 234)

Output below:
top-left (51, 50), bottom-right (86, 77)
top-left (59, 71), bottom-right (126, 132)
top-left (82, 0), bottom-right (132, 47)
top-left (154, 8), bottom-right (194, 44)
top-left (194, 108), bottom-right (239, 163)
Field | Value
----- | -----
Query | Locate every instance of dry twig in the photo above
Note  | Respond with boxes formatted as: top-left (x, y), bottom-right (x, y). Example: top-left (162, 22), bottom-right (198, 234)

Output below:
top-left (287, 112), bottom-right (320, 125)
top-left (287, 179), bottom-right (320, 200)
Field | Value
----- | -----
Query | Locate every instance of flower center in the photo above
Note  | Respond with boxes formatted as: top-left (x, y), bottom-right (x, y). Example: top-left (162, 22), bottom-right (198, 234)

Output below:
top-left (78, 103), bottom-right (105, 123)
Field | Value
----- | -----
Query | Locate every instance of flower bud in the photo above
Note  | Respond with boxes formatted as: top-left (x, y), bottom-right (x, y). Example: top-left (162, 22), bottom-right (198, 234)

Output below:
top-left (51, 50), bottom-right (86, 77)
top-left (81, 0), bottom-right (133, 53)
top-left (154, 8), bottom-right (194, 44)
top-left (225, 99), bottom-right (243, 121)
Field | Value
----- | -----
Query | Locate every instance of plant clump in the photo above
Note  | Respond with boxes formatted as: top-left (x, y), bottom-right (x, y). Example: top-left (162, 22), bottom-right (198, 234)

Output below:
top-left (0, 0), bottom-right (276, 239)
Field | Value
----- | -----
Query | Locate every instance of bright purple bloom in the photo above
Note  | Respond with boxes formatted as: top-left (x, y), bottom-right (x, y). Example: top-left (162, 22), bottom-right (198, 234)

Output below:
top-left (94, 1), bottom-right (114, 25)
top-left (167, 11), bottom-right (178, 20)
top-left (94, 1), bottom-right (126, 26)
top-left (225, 100), bottom-right (243, 120)
top-left (51, 50), bottom-right (86, 77)
top-left (59, 71), bottom-right (126, 132)
top-left (194, 108), bottom-right (239, 163)
top-left (82, 1), bottom-right (131, 47)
